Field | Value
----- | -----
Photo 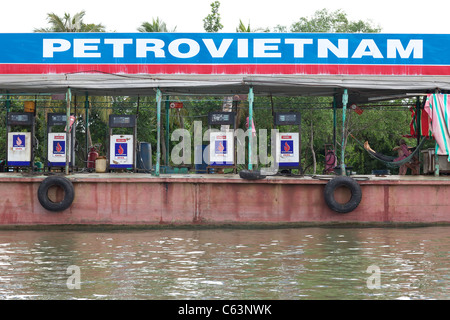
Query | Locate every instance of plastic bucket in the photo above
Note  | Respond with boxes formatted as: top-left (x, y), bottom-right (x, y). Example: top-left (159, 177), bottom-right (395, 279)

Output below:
top-left (95, 158), bottom-right (107, 173)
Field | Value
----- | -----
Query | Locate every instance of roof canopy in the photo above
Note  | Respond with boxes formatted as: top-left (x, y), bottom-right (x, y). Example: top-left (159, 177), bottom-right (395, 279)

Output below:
top-left (1, 33), bottom-right (450, 100)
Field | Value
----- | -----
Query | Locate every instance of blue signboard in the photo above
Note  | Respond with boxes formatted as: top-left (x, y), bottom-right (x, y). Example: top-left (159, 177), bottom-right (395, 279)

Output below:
top-left (53, 141), bottom-right (65, 155)
top-left (280, 140), bottom-right (294, 155)
top-left (215, 140), bottom-right (227, 154)
top-left (0, 33), bottom-right (449, 75)
top-left (12, 134), bottom-right (26, 150)
top-left (115, 143), bottom-right (128, 157)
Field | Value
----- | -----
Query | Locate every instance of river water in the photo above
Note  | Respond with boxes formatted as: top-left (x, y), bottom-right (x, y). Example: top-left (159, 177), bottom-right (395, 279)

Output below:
top-left (0, 227), bottom-right (448, 300)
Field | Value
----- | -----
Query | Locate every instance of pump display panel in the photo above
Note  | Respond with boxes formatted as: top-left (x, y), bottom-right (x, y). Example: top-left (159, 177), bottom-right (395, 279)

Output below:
top-left (274, 112), bottom-right (301, 126)
top-left (109, 115), bottom-right (136, 128)
top-left (208, 112), bottom-right (235, 125)
top-left (7, 112), bottom-right (33, 126)
top-left (48, 113), bottom-right (68, 126)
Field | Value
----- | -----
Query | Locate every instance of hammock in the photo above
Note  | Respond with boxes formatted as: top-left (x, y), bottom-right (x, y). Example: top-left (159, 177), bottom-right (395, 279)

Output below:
top-left (350, 134), bottom-right (427, 168)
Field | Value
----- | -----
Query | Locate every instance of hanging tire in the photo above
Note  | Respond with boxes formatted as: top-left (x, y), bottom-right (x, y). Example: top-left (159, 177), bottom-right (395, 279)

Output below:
top-left (324, 176), bottom-right (362, 213)
top-left (239, 169), bottom-right (266, 180)
top-left (38, 176), bottom-right (75, 212)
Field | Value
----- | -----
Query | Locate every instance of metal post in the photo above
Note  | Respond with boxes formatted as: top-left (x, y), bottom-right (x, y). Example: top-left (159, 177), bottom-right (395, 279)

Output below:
top-left (248, 87), bottom-right (254, 170)
top-left (165, 96), bottom-right (170, 166)
top-left (416, 96), bottom-right (422, 175)
top-left (6, 92), bottom-right (10, 113)
top-left (85, 92), bottom-right (89, 161)
top-left (333, 95), bottom-right (337, 151)
top-left (435, 141), bottom-right (440, 177)
top-left (5, 93), bottom-right (10, 166)
top-left (155, 88), bottom-right (162, 176)
top-left (341, 89), bottom-right (348, 176)
top-left (65, 88), bottom-right (71, 175)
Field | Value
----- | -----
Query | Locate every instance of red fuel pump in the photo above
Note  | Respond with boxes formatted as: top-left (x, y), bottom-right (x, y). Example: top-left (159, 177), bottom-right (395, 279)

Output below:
top-left (87, 146), bottom-right (99, 169)
top-left (324, 144), bottom-right (337, 174)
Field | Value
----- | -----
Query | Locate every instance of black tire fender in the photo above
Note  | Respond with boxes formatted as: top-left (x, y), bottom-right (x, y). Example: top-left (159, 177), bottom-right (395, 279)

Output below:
top-left (324, 176), bottom-right (362, 213)
top-left (239, 169), bottom-right (266, 180)
top-left (38, 176), bottom-right (75, 212)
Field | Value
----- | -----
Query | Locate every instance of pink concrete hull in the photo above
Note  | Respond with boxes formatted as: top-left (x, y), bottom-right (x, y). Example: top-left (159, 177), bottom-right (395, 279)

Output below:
top-left (0, 174), bottom-right (449, 227)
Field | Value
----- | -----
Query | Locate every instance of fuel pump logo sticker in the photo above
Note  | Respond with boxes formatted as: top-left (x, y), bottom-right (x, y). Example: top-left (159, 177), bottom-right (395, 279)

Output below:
top-left (215, 140), bottom-right (227, 155)
top-left (281, 140), bottom-right (294, 155)
top-left (115, 143), bottom-right (127, 158)
top-left (53, 141), bottom-right (65, 156)
top-left (12, 134), bottom-right (26, 150)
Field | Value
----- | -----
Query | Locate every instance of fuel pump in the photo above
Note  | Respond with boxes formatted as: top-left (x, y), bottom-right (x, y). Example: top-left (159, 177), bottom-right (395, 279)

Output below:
top-left (47, 113), bottom-right (76, 170)
top-left (6, 112), bottom-right (35, 170)
top-left (207, 111), bottom-right (236, 173)
top-left (108, 114), bottom-right (136, 171)
top-left (273, 112), bottom-right (302, 173)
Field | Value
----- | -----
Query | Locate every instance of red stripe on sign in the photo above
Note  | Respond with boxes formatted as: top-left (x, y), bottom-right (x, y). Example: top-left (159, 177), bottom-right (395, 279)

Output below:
top-left (1, 64), bottom-right (450, 76)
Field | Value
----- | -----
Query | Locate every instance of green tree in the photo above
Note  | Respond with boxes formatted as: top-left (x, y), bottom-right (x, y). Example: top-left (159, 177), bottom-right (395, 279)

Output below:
top-left (138, 17), bottom-right (177, 32)
top-left (34, 10), bottom-right (105, 32)
top-left (236, 19), bottom-right (251, 33)
top-left (203, 1), bottom-right (223, 32)
top-left (290, 8), bottom-right (380, 33)
top-left (236, 19), bottom-right (269, 33)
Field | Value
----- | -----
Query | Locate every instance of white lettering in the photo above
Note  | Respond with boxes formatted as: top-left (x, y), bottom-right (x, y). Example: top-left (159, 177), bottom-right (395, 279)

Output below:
top-left (254, 39), bottom-right (281, 58)
top-left (136, 39), bottom-right (165, 58)
top-left (387, 39), bottom-right (423, 59)
top-left (73, 39), bottom-right (101, 58)
top-left (42, 36), bottom-right (425, 63)
top-left (238, 39), bottom-right (248, 58)
top-left (352, 39), bottom-right (383, 58)
top-left (203, 39), bottom-right (233, 58)
top-left (169, 39), bottom-right (200, 58)
top-left (318, 39), bottom-right (348, 58)
top-left (366, 265), bottom-right (381, 289)
top-left (43, 39), bottom-right (71, 58)
top-left (104, 39), bottom-right (133, 58)
top-left (66, 265), bottom-right (81, 289)
top-left (285, 39), bottom-right (313, 58)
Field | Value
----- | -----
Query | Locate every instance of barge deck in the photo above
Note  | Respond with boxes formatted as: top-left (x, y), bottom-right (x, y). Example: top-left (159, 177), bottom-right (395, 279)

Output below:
top-left (0, 173), bottom-right (449, 228)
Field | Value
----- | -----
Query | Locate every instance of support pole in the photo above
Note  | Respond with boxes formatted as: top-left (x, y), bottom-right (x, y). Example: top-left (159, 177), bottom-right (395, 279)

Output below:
top-left (248, 87), bottom-right (254, 170)
top-left (65, 88), bottom-right (71, 175)
top-left (6, 92), bottom-right (10, 113)
top-left (416, 96), bottom-right (422, 175)
top-left (165, 96), bottom-right (170, 166)
top-left (155, 88), bottom-right (162, 176)
top-left (333, 95), bottom-right (337, 151)
top-left (435, 141), bottom-right (440, 177)
top-left (5, 93), bottom-right (10, 167)
top-left (85, 92), bottom-right (89, 161)
top-left (341, 89), bottom-right (348, 176)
